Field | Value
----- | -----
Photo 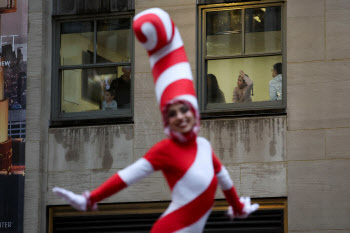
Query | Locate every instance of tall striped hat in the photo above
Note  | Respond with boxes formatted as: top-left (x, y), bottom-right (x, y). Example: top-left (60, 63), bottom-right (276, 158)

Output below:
top-left (133, 8), bottom-right (199, 141)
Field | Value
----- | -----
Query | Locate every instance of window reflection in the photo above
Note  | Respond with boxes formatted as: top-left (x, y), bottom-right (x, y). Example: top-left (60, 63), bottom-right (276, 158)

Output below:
top-left (60, 22), bottom-right (94, 65)
top-left (61, 66), bottom-right (131, 113)
top-left (97, 19), bottom-right (131, 63)
top-left (245, 7), bottom-right (281, 53)
top-left (206, 10), bottom-right (242, 56)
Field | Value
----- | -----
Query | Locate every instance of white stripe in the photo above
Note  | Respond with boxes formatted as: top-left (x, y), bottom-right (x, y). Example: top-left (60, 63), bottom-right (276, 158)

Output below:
top-left (134, 8), bottom-right (173, 42)
top-left (174, 207), bottom-right (212, 233)
top-left (149, 27), bottom-right (184, 68)
top-left (141, 22), bottom-right (158, 51)
top-left (172, 95), bottom-right (199, 111)
top-left (155, 62), bottom-right (193, 102)
top-left (118, 158), bottom-right (154, 186)
top-left (162, 137), bottom-right (214, 217)
top-left (217, 166), bottom-right (233, 191)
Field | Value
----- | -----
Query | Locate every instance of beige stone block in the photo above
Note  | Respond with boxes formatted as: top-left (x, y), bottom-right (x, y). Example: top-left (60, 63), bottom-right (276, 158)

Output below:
top-left (90, 169), bottom-right (120, 189)
top-left (100, 172), bottom-right (169, 203)
top-left (26, 78), bottom-right (42, 141)
top-left (325, 1), bottom-right (350, 59)
top-left (287, 17), bottom-right (324, 62)
top-left (25, 140), bottom-right (41, 170)
top-left (287, 80), bottom-right (350, 130)
top-left (326, 0), bottom-right (350, 21)
top-left (29, 0), bottom-right (42, 13)
top-left (28, 13), bottom-right (43, 77)
top-left (133, 72), bottom-right (161, 123)
top-left (287, 129), bottom-right (325, 160)
top-left (24, 170), bottom-right (42, 201)
top-left (201, 117), bottom-right (286, 164)
top-left (134, 41), bottom-right (151, 74)
top-left (241, 162), bottom-right (287, 198)
top-left (179, 25), bottom-right (197, 69)
top-left (133, 72), bottom-right (155, 100)
top-left (23, 193), bottom-right (40, 233)
top-left (288, 160), bottom-right (350, 230)
top-left (326, 128), bottom-right (350, 159)
top-left (48, 125), bottom-right (134, 172)
top-left (24, 170), bottom-right (46, 233)
top-left (135, 0), bottom-right (195, 9)
top-left (326, 22), bottom-right (350, 60)
top-left (134, 98), bottom-right (161, 124)
top-left (215, 164), bottom-right (240, 199)
top-left (287, 60), bottom-right (350, 87)
top-left (133, 122), bottom-right (165, 158)
top-left (287, 0), bottom-right (324, 18)
top-left (47, 170), bottom-right (91, 204)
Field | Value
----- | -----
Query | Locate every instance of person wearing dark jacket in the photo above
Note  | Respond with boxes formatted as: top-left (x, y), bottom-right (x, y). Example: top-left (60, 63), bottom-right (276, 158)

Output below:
top-left (110, 66), bottom-right (131, 109)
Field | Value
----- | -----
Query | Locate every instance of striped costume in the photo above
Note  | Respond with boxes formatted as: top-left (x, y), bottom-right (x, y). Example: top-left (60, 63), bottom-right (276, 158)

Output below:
top-left (89, 137), bottom-right (243, 232)
top-left (53, 8), bottom-right (258, 233)
top-left (88, 8), bottom-right (248, 232)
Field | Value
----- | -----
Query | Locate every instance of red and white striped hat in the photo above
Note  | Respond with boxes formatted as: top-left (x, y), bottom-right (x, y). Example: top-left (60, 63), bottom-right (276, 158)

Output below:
top-left (133, 8), bottom-right (199, 141)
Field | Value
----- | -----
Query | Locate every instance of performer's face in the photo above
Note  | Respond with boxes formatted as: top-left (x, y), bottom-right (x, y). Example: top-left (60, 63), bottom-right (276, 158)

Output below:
top-left (167, 103), bottom-right (196, 134)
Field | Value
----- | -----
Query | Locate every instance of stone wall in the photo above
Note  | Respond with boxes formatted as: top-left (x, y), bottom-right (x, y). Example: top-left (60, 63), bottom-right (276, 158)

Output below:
top-left (287, 0), bottom-right (350, 232)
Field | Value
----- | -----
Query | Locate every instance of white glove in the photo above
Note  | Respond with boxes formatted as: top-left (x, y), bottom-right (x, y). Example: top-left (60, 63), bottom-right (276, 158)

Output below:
top-left (52, 187), bottom-right (97, 211)
top-left (227, 197), bottom-right (259, 220)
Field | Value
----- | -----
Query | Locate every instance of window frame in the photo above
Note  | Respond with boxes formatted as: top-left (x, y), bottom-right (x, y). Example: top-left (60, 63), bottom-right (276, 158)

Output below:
top-left (197, 0), bottom-right (287, 117)
top-left (51, 12), bottom-right (135, 126)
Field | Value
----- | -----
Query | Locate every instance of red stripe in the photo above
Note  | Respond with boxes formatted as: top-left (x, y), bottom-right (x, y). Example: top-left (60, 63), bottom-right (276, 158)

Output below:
top-left (152, 46), bottom-right (188, 82)
top-left (133, 13), bottom-right (169, 54)
top-left (223, 187), bottom-right (244, 215)
top-left (160, 79), bottom-right (196, 108)
top-left (90, 173), bottom-right (127, 205)
top-left (150, 176), bottom-right (217, 233)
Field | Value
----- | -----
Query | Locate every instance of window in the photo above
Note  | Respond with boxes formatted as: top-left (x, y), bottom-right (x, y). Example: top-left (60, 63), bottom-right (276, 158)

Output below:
top-left (51, 14), bottom-right (134, 125)
top-left (198, 1), bottom-right (286, 116)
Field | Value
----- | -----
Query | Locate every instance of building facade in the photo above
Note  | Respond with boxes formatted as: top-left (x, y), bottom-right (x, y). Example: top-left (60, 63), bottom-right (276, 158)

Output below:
top-left (25, 0), bottom-right (350, 232)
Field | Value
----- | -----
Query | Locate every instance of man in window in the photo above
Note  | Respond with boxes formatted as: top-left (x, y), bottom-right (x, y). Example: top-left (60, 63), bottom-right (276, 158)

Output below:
top-left (269, 63), bottom-right (282, 101)
top-left (110, 66), bottom-right (131, 109)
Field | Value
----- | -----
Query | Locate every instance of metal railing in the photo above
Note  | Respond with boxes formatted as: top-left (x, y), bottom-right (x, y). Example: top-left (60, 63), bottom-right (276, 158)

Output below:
top-left (8, 120), bottom-right (25, 139)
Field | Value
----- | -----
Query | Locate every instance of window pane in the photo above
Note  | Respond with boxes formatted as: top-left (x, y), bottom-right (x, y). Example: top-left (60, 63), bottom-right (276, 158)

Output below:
top-left (206, 55), bottom-right (282, 106)
top-left (245, 6), bottom-right (281, 53)
top-left (61, 66), bottom-right (131, 113)
top-left (60, 21), bottom-right (94, 65)
top-left (206, 9), bottom-right (242, 56)
top-left (97, 19), bottom-right (131, 63)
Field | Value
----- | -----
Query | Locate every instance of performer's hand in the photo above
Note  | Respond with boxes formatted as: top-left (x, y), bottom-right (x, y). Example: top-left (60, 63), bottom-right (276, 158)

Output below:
top-left (227, 197), bottom-right (259, 219)
top-left (52, 187), bottom-right (97, 211)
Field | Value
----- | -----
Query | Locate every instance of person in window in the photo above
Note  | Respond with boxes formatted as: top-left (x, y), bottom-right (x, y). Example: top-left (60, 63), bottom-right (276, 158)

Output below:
top-left (207, 74), bottom-right (226, 104)
top-left (232, 70), bottom-right (253, 103)
top-left (102, 89), bottom-right (117, 110)
top-left (269, 63), bottom-right (282, 101)
top-left (110, 66), bottom-right (131, 109)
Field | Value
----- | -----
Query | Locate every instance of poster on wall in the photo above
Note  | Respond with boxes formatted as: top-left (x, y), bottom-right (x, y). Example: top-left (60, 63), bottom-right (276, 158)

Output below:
top-left (0, 0), bottom-right (27, 232)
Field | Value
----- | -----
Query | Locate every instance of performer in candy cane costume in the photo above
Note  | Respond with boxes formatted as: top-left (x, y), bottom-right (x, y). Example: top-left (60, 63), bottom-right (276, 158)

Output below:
top-left (53, 8), bottom-right (259, 233)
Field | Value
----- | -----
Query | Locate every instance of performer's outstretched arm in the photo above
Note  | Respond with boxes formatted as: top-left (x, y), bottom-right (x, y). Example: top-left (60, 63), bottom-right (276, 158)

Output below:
top-left (53, 158), bottom-right (155, 211)
top-left (212, 152), bottom-right (259, 219)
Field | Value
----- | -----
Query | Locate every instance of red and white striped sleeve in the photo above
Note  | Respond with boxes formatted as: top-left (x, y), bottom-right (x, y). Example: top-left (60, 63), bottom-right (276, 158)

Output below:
top-left (212, 151), bottom-right (244, 215)
top-left (89, 145), bottom-right (163, 206)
